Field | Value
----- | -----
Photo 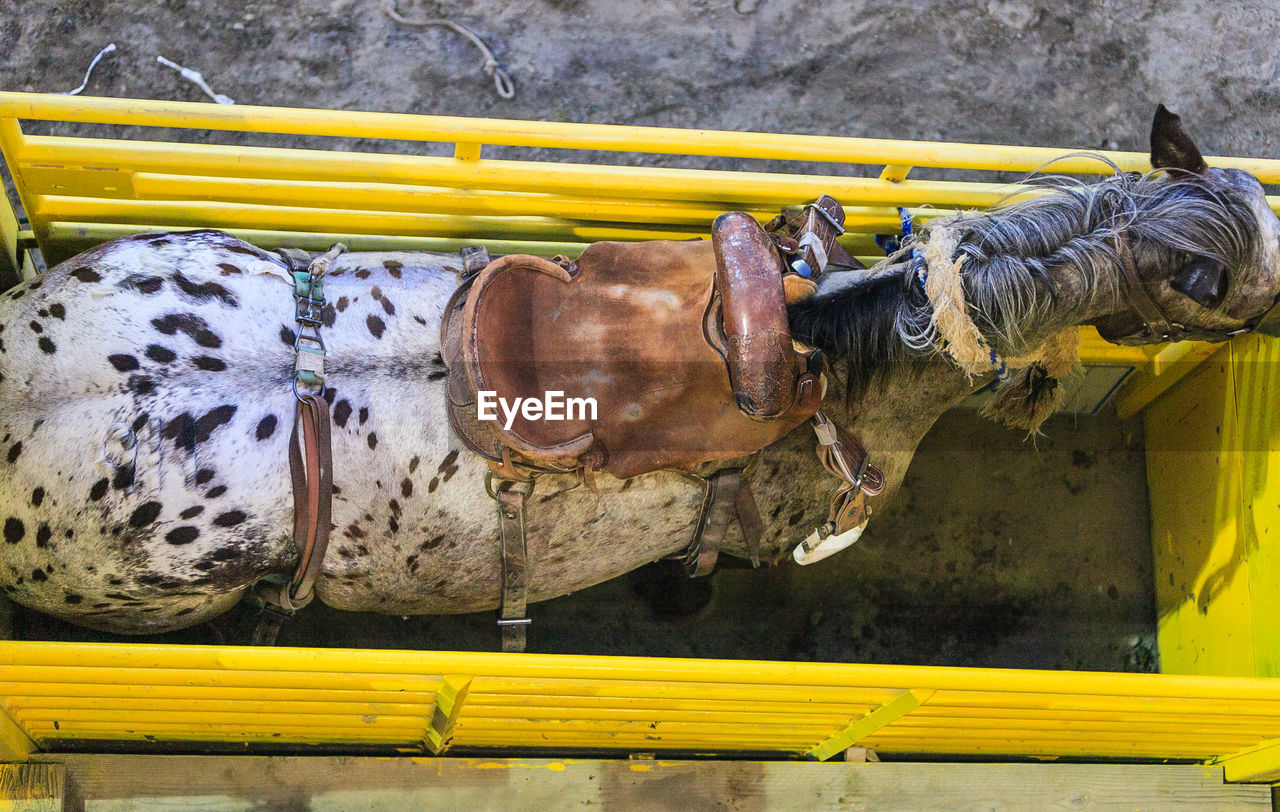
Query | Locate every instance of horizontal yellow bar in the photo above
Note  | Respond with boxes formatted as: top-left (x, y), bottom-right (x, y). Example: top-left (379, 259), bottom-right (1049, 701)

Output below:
top-left (11, 642), bottom-right (1280, 700)
top-left (17, 136), bottom-right (1036, 208)
top-left (34, 196), bottom-right (709, 243)
top-left (0, 682), bottom-right (440, 704)
top-left (885, 714), bottom-right (1280, 737)
top-left (43, 222), bottom-right (592, 262)
top-left (452, 719), bottom-right (842, 736)
top-left (16, 709), bottom-right (431, 730)
top-left (866, 726), bottom-right (1259, 745)
top-left (910, 704), bottom-right (1280, 725)
top-left (0, 93), bottom-right (1163, 174)
top-left (128, 173), bottom-right (779, 226)
top-left (0, 664), bottom-right (445, 692)
top-left (28, 723), bottom-right (425, 740)
top-left (8, 697), bottom-right (436, 718)
top-left (9, 93), bottom-right (1280, 180)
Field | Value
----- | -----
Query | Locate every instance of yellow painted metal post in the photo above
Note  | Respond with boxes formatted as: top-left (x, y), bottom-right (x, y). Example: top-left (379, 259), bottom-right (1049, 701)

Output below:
top-left (425, 675), bottom-right (472, 755)
top-left (806, 690), bottom-right (932, 761)
top-left (1144, 336), bottom-right (1280, 678)
top-left (1146, 345), bottom-right (1255, 675)
top-left (0, 708), bottom-right (34, 763)
top-left (1216, 737), bottom-right (1280, 783)
top-left (0, 119), bottom-right (26, 287)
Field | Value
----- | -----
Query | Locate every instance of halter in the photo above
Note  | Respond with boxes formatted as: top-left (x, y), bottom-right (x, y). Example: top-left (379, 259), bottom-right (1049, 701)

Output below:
top-left (1098, 236), bottom-right (1280, 345)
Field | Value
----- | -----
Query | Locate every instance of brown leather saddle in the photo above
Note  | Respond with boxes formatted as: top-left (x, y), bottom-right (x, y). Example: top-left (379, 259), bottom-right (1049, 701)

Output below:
top-left (442, 201), bottom-right (883, 650)
top-left (446, 212), bottom-right (824, 480)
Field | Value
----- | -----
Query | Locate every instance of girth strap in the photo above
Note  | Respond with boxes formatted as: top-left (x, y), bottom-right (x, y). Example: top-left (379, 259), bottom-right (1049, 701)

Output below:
top-left (681, 467), bottom-right (764, 577)
top-left (287, 394), bottom-right (333, 608)
top-left (493, 480), bottom-right (532, 652)
top-left (252, 245), bottom-right (341, 645)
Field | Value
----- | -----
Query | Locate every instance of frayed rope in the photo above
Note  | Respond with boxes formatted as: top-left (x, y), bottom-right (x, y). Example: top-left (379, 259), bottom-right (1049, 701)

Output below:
top-left (909, 219), bottom-right (1079, 433)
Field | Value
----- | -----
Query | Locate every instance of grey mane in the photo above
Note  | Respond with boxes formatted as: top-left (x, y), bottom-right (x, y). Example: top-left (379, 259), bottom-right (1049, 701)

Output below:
top-left (788, 168), bottom-right (1262, 400)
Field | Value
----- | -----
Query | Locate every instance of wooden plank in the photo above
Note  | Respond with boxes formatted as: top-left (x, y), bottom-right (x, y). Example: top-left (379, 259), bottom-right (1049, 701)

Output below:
top-left (32, 755), bottom-right (1271, 810)
top-left (0, 763), bottom-right (62, 812)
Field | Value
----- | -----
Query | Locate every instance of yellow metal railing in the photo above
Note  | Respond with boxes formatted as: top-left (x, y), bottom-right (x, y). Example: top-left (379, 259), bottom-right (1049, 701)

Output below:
top-left (4, 92), bottom-right (1275, 379)
top-left (3, 92), bottom-right (1279, 267)
top-left (1, 641), bottom-right (1280, 779)
top-left (3, 96), bottom-right (1280, 770)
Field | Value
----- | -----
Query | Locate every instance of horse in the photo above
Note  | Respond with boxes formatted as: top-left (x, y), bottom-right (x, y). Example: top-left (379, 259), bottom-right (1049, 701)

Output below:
top-left (1, 107), bottom-right (1277, 635)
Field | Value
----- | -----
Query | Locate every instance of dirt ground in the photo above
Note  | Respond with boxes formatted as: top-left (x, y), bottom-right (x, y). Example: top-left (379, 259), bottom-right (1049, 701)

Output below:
top-left (4, 0), bottom-right (1271, 670)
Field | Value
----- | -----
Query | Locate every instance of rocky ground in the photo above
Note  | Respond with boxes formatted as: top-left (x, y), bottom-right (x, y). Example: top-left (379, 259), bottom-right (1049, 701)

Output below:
top-left (4, 0), bottom-right (1273, 669)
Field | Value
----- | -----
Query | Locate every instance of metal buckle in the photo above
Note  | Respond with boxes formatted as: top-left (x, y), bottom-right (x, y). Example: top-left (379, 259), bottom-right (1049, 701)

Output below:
top-left (291, 267), bottom-right (327, 402)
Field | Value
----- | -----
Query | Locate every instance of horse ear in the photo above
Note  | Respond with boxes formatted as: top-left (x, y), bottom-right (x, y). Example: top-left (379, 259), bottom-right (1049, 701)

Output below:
top-left (1150, 104), bottom-right (1208, 173)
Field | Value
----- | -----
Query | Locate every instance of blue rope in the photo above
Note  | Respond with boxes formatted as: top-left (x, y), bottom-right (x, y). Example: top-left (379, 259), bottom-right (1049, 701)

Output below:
top-left (875, 206), bottom-right (916, 256)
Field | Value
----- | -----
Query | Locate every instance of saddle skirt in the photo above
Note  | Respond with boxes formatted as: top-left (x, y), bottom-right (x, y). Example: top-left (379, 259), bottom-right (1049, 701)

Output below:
top-left (443, 213), bottom-right (825, 481)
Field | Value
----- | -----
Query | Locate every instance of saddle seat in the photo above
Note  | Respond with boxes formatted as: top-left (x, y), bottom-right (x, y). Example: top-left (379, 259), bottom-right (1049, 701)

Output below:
top-left (443, 212), bottom-right (825, 481)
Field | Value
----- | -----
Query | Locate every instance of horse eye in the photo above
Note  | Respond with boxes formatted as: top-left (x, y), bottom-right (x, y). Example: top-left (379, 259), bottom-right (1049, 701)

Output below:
top-left (1170, 255), bottom-right (1229, 308)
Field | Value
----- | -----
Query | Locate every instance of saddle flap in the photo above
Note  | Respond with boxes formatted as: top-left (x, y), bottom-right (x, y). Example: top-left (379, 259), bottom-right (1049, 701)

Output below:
top-left (455, 236), bottom-right (824, 480)
top-left (460, 254), bottom-right (599, 464)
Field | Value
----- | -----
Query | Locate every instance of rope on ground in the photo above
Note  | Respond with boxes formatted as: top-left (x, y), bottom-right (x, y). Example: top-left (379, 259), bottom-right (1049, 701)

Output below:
top-left (61, 43), bottom-right (117, 95)
top-left (156, 56), bottom-right (235, 104)
top-left (382, 1), bottom-right (516, 100)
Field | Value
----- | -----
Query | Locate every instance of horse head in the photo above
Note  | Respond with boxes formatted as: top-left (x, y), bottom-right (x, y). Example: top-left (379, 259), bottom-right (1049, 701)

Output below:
top-left (1092, 105), bottom-right (1280, 344)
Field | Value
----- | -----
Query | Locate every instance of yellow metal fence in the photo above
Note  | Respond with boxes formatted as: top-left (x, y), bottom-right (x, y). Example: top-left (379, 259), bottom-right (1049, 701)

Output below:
top-left (4, 95), bottom-right (1280, 774)
top-left (0, 642), bottom-right (1278, 781)
top-left (3, 93), bottom-right (1275, 406)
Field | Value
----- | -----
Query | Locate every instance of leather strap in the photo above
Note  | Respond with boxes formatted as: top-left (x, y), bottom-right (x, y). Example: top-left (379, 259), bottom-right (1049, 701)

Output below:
top-left (1113, 237), bottom-right (1177, 341)
top-left (792, 410), bottom-right (885, 566)
top-left (681, 467), bottom-right (764, 576)
top-left (287, 394), bottom-right (333, 608)
top-left (686, 470), bottom-right (738, 576)
top-left (495, 483), bottom-right (531, 652)
top-left (734, 478), bottom-right (764, 568)
top-left (813, 411), bottom-right (884, 503)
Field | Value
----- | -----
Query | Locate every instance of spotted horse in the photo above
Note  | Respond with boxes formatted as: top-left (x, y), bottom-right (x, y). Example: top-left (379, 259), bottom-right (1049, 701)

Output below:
top-left (2, 107), bottom-right (1279, 638)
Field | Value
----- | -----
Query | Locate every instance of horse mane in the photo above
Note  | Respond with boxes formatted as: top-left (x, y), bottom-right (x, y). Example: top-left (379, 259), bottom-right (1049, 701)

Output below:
top-left (789, 167), bottom-right (1262, 401)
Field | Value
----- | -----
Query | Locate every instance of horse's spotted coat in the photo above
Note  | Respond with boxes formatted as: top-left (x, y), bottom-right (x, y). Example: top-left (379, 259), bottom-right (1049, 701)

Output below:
top-left (0, 231), bottom-right (706, 633)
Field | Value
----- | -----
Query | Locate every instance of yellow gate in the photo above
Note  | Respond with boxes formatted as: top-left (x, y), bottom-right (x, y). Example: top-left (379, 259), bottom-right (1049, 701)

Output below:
top-left (1, 93), bottom-right (1280, 785)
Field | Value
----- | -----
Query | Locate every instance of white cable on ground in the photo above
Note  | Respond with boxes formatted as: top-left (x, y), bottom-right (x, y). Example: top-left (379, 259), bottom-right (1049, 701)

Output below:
top-left (156, 56), bottom-right (235, 104)
top-left (382, 1), bottom-right (515, 100)
top-left (61, 43), bottom-right (117, 95)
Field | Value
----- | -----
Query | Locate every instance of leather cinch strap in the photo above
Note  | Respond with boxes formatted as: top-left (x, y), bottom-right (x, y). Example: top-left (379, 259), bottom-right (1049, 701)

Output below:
top-left (288, 393), bottom-right (333, 608)
top-left (680, 467), bottom-right (764, 577)
top-left (494, 481), bottom-right (532, 652)
top-left (252, 246), bottom-right (340, 646)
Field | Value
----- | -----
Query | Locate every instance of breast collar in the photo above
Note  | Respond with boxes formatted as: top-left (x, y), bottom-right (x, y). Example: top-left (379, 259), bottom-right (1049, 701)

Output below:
top-left (1098, 236), bottom-right (1280, 345)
